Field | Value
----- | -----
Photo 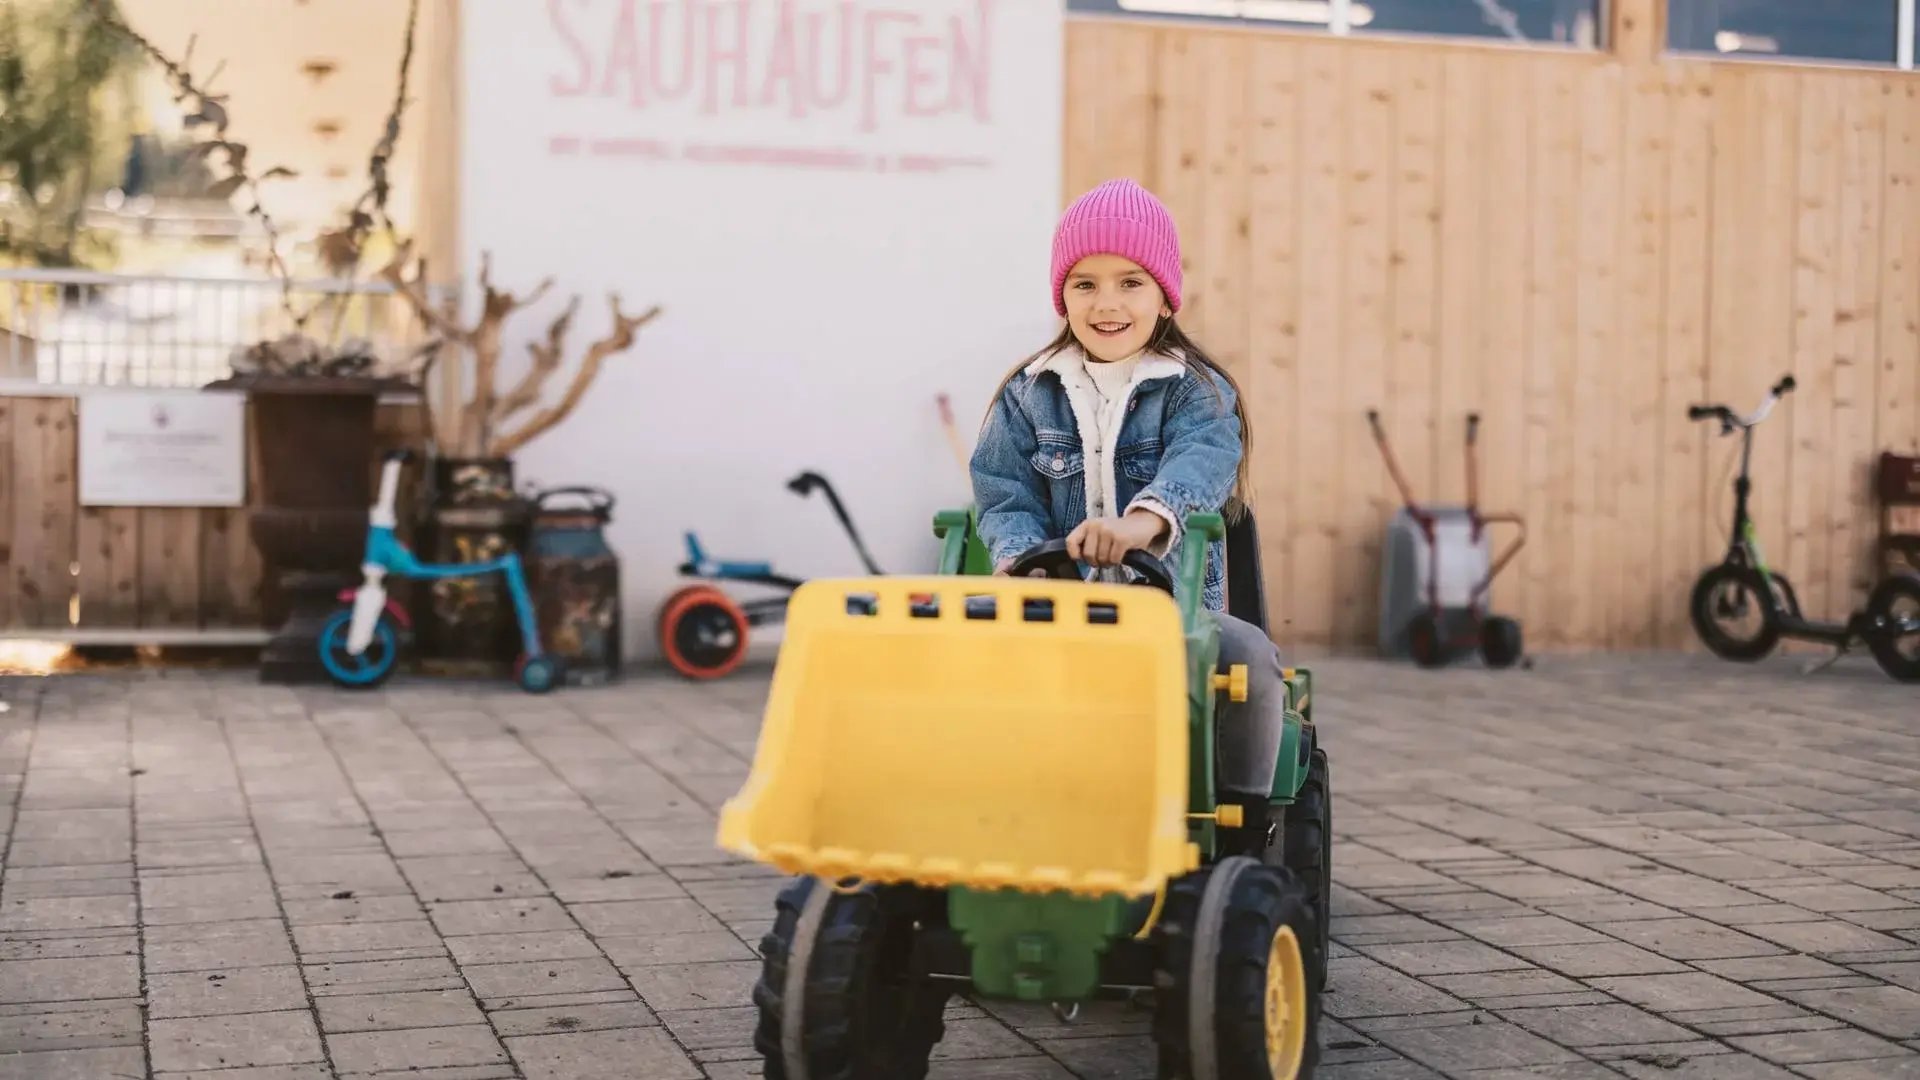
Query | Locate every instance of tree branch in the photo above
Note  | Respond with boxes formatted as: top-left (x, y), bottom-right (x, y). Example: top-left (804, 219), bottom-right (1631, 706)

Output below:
top-left (493, 294), bottom-right (581, 425)
top-left (310, 0), bottom-right (420, 283)
top-left (459, 251), bottom-right (556, 455)
top-left (83, 0), bottom-right (302, 320)
top-left (377, 240), bottom-right (467, 345)
top-left (488, 295), bottom-right (660, 457)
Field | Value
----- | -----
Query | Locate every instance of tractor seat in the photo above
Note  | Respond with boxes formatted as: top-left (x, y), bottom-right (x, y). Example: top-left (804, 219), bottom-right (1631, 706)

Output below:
top-left (1223, 509), bottom-right (1271, 635)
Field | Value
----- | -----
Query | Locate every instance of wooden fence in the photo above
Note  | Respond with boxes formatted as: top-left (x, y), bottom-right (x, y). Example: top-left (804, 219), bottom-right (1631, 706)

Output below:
top-left (10, 8), bottom-right (1920, 655)
top-left (1, 391), bottom-right (427, 641)
top-left (1063, 19), bottom-right (1920, 652)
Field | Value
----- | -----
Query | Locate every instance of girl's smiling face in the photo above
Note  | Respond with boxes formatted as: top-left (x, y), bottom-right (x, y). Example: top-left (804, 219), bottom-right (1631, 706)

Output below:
top-left (1061, 253), bottom-right (1170, 362)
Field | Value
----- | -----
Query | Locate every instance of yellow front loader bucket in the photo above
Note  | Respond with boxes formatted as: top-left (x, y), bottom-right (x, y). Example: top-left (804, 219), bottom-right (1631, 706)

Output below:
top-left (715, 576), bottom-right (1194, 898)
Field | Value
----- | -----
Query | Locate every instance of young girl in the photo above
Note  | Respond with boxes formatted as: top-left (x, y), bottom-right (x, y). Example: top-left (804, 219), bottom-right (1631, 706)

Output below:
top-left (970, 177), bottom-right (1288, 803)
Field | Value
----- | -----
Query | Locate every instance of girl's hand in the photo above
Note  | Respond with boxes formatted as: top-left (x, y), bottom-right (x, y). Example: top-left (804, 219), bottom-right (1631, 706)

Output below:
top-left (1067, 510), bottom-right (1168, 567)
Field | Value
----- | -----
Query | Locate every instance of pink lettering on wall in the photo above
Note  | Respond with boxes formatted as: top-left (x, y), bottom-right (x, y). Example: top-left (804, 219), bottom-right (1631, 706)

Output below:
top-left (546, 0), bottom-right (994, 134)
top-left (548, 135), bottom-right (992, 174)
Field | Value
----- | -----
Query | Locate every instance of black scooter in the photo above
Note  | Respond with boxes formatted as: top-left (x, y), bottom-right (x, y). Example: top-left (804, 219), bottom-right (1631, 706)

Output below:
top-left (1686, 375), bottom-right (1920, 681)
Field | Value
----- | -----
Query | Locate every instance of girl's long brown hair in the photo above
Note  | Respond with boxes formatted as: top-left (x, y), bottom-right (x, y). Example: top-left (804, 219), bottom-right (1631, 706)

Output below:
top-left (980, 315), bottom-right (1253, 520)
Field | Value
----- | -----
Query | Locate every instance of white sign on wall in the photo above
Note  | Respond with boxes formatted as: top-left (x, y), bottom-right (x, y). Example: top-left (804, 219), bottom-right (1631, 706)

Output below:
top-left (462, 0), bottom-right (1064, 661)
top-left (78, 390), bottom-right (246, 507)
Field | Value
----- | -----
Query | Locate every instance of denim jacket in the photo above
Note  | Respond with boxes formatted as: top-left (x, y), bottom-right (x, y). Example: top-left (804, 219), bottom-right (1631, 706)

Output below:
top-left (969, 343), bottom-right (1243, 611)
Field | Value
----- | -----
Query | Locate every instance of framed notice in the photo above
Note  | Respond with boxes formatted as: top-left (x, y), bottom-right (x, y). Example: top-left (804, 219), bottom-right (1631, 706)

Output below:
top-left (79, 390), bottom-right (246, 507)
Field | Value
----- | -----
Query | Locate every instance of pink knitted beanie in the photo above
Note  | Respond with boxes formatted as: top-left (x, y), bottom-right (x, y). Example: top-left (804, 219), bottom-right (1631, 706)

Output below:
top-left (1050, 178), bottom-right (1183, 316)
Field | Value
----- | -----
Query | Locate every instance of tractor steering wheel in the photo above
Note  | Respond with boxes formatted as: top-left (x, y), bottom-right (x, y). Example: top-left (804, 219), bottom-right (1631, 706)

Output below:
top-left (1002, 539), bottom-right (1176, 597)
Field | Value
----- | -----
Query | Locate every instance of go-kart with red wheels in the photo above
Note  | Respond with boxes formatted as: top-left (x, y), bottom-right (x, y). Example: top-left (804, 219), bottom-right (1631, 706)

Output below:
top-left (658, 471), bottom-right (881, 679)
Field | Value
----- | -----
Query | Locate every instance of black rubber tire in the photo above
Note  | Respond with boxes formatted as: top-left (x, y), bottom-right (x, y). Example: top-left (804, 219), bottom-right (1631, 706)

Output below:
top-left (1152, 857), bottom-right (1322, 1080)
top-left (1479, 616), bottom-right (1523, 669)
top-left (1865, 572), bottom-right (1920, 683)
top-left (1279, 748), bottom-right (1331, 991)
top-left (1688, 564), bottom-right (1782, 661)
top-left (751, 877), bottom-right (950, 1080)
top-left (1406, 611), bottom-right (1447, 668)
top-left (657, 585), bottom-right (706, 642)
top-left (661, 592), bottom-right (750, 679)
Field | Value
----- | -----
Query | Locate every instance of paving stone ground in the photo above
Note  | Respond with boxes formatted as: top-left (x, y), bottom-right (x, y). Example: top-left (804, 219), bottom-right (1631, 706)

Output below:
top-left (0, 650), bottom-right (1916, 1079)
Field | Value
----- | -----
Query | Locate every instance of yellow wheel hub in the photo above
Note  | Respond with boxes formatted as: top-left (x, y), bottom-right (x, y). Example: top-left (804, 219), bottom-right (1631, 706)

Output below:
top-left (1264, 924), bottom-right (1308, 1077)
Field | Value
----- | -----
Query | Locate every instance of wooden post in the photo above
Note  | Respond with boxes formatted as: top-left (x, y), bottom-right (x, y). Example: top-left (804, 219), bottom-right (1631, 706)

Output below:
top-left (413, 0), bottom-right (463, 277)
top-left (416, 0), bottom-right (465, 454)
top-left (1610, 0), bottom-right (1664, 64)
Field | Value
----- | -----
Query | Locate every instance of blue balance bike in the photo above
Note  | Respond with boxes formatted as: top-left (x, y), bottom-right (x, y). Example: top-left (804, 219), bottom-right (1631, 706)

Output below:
top-left (317, 449), bottom-right (562, 693)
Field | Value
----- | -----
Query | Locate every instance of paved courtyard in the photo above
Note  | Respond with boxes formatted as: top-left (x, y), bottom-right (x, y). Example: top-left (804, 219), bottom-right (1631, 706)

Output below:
top-left (0, 651), bottom-right (1916, 1079)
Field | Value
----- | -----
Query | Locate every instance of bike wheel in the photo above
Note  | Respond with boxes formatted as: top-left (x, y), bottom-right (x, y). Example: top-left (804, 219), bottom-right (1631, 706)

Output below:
top-left (1688, 565), bottom-right (1781, 661)
top-left (515, 654), bottom-right (562, 694)
top-left (1865, 573), bottom-right (1920, 683)
top-left (317, 606), bottom-right (400, 688)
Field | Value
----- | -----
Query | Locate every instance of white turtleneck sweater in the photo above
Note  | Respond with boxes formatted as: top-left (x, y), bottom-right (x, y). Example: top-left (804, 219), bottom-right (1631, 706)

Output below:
top-left (1081, 351), bottom-right (1141, 521)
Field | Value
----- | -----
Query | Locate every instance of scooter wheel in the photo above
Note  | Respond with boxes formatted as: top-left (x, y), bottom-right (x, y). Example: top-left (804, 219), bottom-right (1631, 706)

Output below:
top-left (1689, 565), bottom-right (1781, 661)
top-left (317, 606), bottom-right (400, 689)
top-left (1407, 611), bottom-right (1447, 668)
top-left (1480, 616), bottom-right (1523, 669)
top-left (1864, 573), bottom-right (1920, 683)
top-left (515, 655), bottom-right (561, 694)
top-left (660, 586), bottom-right (750, 680)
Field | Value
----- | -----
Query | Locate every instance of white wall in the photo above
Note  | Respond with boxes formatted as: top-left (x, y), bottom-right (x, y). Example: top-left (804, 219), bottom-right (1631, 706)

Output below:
top-left (461, 0), bottom-right (1063, 664)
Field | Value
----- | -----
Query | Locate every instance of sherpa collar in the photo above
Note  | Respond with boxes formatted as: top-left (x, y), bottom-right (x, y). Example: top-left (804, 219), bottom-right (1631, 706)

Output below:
top-left (1023, 343), bottom-right (1187, 384)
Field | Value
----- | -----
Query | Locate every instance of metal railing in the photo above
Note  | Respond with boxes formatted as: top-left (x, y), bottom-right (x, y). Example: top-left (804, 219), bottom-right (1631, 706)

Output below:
top-left (0, 268), bottom-right (451, 388)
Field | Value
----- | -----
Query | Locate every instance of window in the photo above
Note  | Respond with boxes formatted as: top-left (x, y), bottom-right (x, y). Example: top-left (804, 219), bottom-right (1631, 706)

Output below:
top-left (1361, 0), bottom-right (1598, 44)
top-left (1065, 0), bottom-right (1337, 33)
top-left (1064, 0), bottom-right (1601, 45)
top-left (1668, 0), bottom-right (1908, 68)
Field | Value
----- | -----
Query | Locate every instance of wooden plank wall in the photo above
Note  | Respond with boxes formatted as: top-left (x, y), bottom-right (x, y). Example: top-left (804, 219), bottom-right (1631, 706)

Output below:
top-left (1063, 21), bottom-right (1920, 652)
top-left (1, 394), bottom-right (428, 636)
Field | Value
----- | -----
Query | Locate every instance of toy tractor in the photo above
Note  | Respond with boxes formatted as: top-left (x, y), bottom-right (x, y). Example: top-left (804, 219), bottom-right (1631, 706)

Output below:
top-left (716, 506), bottom-right (1330, 1079)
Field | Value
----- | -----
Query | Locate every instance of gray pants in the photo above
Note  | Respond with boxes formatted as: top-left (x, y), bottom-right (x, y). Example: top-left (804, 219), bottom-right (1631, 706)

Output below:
top-left (1211, 610), bottom-right (1288, 798)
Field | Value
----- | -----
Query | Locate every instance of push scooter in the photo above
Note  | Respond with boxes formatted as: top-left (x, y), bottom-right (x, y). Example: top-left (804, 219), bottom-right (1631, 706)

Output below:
top-left (1686, 375), bottom-right (1920, 681)
top-left (317, 449), bottom-right (562, 693)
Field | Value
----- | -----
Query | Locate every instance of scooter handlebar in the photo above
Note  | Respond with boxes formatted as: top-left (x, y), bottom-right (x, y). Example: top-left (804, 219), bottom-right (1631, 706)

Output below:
top-left (1688, 373), bottom-right (1795, 430)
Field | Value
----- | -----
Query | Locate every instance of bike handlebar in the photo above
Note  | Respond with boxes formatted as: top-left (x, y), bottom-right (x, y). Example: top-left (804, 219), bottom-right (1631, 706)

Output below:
top-left (1687, 373), bottom-right (1794, 432)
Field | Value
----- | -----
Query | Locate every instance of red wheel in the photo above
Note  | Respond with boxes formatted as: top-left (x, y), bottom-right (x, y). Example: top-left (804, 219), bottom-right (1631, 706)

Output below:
top-left (657, 585), bottom-right (711, 641)
top-left (659, 586), bottom-right (750, 679)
